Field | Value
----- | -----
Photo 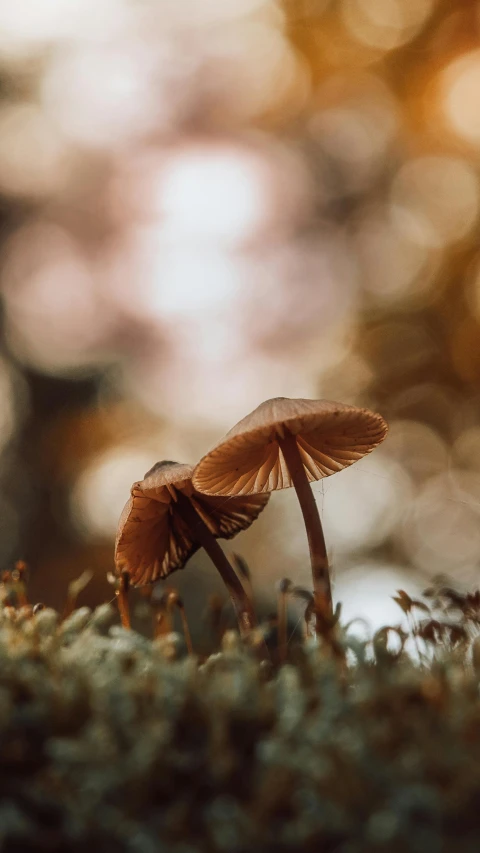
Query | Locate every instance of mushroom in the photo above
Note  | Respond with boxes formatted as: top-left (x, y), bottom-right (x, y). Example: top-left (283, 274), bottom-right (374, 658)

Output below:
top-left (115, 461), bottom-right (269, 635)
top-left (152, 589), bottom-right (193, 654)
top-left (192, 397), bottom-right (388, 626)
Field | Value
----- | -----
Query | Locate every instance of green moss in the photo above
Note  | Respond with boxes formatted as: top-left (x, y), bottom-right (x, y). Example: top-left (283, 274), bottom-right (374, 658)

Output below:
top-left (0, 589), bottom-right (479, 851)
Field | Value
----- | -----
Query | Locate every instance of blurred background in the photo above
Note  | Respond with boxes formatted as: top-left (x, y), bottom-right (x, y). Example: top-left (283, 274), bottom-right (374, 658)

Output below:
top-left (0, 0), bottom-right (480, 631)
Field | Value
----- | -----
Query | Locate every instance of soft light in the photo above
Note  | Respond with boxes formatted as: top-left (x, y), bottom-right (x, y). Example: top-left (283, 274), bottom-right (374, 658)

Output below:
top-left (401, 470), bottom-right (480, 581)
top-left (71, 447), bottom-right (157, 539)
top-left (158, 145), bottom-right (269, 247)
top-left (0, 104), bottom-right (67, 198)
top-left (354, 206), bottom-right (436, 304)
top-left (335, 563), bottom-right (422, 633)
top-left (442, 50), bottom-right (480, 147)
top-left (0, 0), bottom-right (132, 56)
top-left (42, 42), bottom-right (159, 148)
top-left (2, 224), bottom-right (103, 373)
top-left (385, 420), bottom-right (448, 482)
top-left (453, 428), bottom-right (480, 473)
top-left (390, 156), bottom-right (479, 248)
top-left (310, 77), bottom-right (398, 191)
top-left (321, 454), bottom-right (412, 554)
top-left (341, 0), bottom-right (434, 51)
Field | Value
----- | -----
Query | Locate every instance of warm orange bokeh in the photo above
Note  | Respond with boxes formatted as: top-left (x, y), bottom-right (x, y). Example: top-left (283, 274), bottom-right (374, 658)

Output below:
top-left (0, 0), bottom-right (479, 626)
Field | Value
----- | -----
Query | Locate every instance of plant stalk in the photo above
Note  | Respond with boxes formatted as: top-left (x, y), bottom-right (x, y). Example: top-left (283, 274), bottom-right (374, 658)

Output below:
top-left (277, 430), bottom-right (333, 628)
top-left (178, 603), bottom-right (194, 655)
top-left (277, 588), bottom-right (288, 663)
top-left (116, 572), bottom-right (131, 630)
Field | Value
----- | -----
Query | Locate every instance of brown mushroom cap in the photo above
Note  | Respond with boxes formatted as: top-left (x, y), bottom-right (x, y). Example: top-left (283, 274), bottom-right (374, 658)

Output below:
top-left (192, 397), bottom-right (388, 496)
top-left (115, 460), bottom-right (269, 586)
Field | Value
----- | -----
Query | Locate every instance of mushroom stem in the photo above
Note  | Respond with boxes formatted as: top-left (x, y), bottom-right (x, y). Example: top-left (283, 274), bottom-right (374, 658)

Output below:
top-left (277, 430), bottom-right (333, 626)
top-left (175, 491), bottom-right (256, 636)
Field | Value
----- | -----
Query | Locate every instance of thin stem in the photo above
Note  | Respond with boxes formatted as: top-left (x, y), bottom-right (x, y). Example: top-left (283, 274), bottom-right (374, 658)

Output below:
top-left (277, 430), bottom-right (333, 625)
top-left (12, 561), bottom-right (28, 608)
top-left (153, 604), bottom-right (172, 639)
top-left (178, 604), bottom-right (194, 655)
top-left (63, 569), bottom-right (94, 622)
top-left (231, 554), bottom-right (254, 608)
top-left (277, 589), bottom-right (287, 664)
top-left (150, 590), bottom-right (174, 639)
top-left (207, 594), bottom-right (227, 646)
top-left (175, 490), bottom-right (256, 637)
top-left (116, 571), bottom-right (131, 630)
top-left (164, 591), bottom-right (194, 655)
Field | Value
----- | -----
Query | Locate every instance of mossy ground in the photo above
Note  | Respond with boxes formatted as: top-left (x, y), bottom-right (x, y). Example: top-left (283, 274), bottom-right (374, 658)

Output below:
top-left (0, 581), bottom-right (480, 852)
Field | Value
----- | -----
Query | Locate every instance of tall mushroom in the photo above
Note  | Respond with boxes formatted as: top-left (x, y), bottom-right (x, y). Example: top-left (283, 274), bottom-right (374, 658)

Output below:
top-left (115, 461), bottom-right (269, 635)
top-left (192, 397), bottom-right (388, 627)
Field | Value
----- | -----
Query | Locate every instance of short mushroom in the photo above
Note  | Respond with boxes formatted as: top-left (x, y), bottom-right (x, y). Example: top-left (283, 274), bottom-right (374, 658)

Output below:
top-left (192, 397), bottom-right (388, 626)
top-left (115, 461), bottom-right (269, 635)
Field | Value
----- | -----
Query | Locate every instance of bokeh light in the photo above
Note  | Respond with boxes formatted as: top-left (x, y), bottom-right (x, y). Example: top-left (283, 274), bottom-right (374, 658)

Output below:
top-left (157, 142), bottom-right (282, 248)
top-left (453, 427), bottom-right (480, 473)
top-left (42, 42), bottom-right (162, 149)
top-left (310, 74), bottom-right (398, 191)
top-left (354, 206), bottom-right (438, 305)
top-left (442, 50), bottom-right (480, 148)
top-left (2, 223), bottom-right (106, 373)
top-left (334, 563), bottom-right (423, 632)
top-left (401, 470), bottom-right (480, 583)
top-left (0, 0), bottom-right (478, 622)
top-left (390, 156), bottom-right (479, 248)
top-left (0, 104), bottom-right (69, 198)
top-left (321, 454), bottom-right (412, 555)
top-left (341, 0), bottom-right (435, 52)
top-left (384, 420), bottom-right (449, 482)
top-left (71, 446), bottom-right (160, 540)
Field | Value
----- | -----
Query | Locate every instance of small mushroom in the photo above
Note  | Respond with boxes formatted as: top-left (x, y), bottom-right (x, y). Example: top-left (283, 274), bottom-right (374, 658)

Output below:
top-left (162, 589), bottom-right (193, 655)
top-left (192, 397), bottom-right (388, 626)
top-left (115, 461), bottom-right (269, 635)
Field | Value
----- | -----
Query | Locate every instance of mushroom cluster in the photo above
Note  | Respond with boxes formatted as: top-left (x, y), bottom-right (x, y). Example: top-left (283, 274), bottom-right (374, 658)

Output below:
top-left (115, 398), bottom-right (388, 636)
top-left (115, 461), bottom-right (268, 634)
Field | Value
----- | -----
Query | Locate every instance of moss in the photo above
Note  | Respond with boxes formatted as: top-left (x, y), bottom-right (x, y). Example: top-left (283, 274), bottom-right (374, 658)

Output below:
top-left (0, 585), bottom-right (479, 851)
